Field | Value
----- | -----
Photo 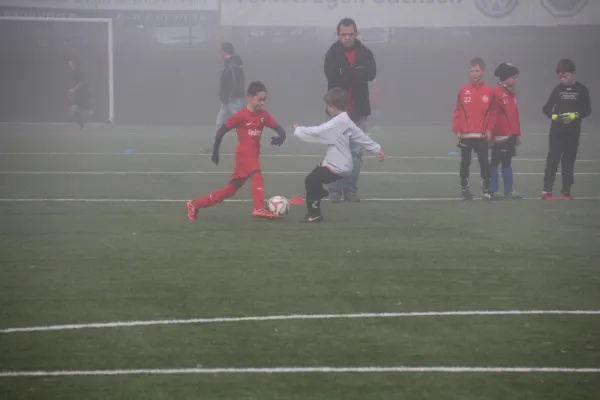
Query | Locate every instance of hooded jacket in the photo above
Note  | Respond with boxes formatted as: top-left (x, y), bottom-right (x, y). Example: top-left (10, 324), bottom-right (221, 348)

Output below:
top-left (219, 54), bottom-right (245, 104)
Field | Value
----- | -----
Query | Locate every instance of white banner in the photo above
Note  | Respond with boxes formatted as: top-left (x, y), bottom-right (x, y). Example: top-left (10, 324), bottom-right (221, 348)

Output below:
top-left (221, 0), bottom-right (600, 27)
top-left (0, 0), bottom-right (218, 11)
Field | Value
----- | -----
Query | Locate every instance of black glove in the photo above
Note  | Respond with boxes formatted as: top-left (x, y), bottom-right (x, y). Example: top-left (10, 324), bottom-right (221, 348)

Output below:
top-left (211, 149), bottom-right (220, 165)
top-left (271, 135), bottom-right (286, 146)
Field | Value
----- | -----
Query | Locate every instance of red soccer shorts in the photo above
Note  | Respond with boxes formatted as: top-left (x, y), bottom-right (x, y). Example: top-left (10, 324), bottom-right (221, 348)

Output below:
top-left (230, 157), bottom-right (261, 184)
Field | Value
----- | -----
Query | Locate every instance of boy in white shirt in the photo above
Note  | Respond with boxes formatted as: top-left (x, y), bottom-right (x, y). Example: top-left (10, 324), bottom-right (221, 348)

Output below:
top-left (293, 88), bottom-right (385, 223)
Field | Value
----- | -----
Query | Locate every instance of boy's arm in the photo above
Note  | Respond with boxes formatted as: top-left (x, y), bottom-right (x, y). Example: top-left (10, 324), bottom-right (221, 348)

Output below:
top-left (452, 92), bottom-right (463, 136)
top-left (293, 119), bottom-right (337, 145)
top-left (579, 85), bottom-right (592, 119)
top-left (262, 112), bottom-right (287, 146)
top-left (349, 126), bottom-right (382, 154)
top-left (212, 114), bottom-right (240, 165)
top-left (485, 93), bottom-right (497, 141)
top-left (542, 86), bottom-right (558, 119)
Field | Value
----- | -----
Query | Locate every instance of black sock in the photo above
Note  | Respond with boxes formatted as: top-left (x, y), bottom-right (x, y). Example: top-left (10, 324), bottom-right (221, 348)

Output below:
top-left (306, 198), bottom-right (321, 217)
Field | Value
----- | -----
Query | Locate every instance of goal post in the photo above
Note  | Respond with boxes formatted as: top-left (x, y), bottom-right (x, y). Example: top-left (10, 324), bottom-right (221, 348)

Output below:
top-left (0, 16), bottom-right (114, 124)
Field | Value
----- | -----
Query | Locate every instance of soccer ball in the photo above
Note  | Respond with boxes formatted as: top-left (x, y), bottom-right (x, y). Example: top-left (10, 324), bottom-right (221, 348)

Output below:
top-left (267, 196), bottom-right (290, 216)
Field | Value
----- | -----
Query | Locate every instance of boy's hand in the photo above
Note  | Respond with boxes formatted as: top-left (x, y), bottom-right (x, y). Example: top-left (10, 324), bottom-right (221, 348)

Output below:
top-left (558, 112), bottom-right (579, 124)
top-left (516, 137), bottom-right (522, 147)
top-left (270, 136), bottom-right (285, 146)
top-left (376, 152), bottom-right (385, 162)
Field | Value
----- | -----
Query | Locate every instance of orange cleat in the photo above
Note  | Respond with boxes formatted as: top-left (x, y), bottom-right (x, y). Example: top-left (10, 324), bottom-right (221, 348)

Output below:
top-left (252, 208), bottom-right (280, 219)
top-left (541, 192), bottom-right (555, 200)
top-left (186, 200), bottom-right (197, 221)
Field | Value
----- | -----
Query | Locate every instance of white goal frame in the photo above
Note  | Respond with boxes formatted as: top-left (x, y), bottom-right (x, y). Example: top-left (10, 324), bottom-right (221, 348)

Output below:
top-left (0, 16), bottom-right (114, 123)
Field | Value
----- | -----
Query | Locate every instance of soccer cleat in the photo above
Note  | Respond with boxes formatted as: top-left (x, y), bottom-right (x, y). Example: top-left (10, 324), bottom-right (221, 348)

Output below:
top-left (541, 192), bottom-right (555, 200)
top-left (461, 187), bottom-right (474, 201)
top-left (561, 192), bottom-right (573, 200)
top-left (344, 193), bottom-right (361, 203)
top-left (252, 208), bottom-right (280, 219)
top-left (300, 214), bottom-right (323, 223)
top-left (505, 191), bottom-right (522, 200)
top-left (186, 200), bottom-right (197, 221)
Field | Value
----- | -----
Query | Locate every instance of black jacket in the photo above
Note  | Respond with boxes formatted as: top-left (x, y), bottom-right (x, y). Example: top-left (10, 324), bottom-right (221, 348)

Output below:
top-left (219, 54), bottom-right (245, 104)
top-left (542, 82), bottom-right (591, 135)
top-left (324, 39), bottom-right (376, 118)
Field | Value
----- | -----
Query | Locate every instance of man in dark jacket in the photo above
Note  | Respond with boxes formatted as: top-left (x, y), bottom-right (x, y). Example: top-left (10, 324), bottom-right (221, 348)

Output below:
top-left (324, 18), bottom-right (377, 202)
top-left (216, 42), bottom-right (245, 130)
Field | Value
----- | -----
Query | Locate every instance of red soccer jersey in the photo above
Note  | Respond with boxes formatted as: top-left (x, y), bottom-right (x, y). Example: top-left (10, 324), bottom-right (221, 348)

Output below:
top-left (490, 84), bottom-right (521, 142)
top-left (225, 107), bottom-right (278, 158)
top-left (452, 81), bottom-right (495, 139)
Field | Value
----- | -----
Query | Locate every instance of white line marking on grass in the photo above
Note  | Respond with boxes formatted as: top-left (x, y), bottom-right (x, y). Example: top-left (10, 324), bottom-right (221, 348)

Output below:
top-left (1, 152), bottom-right (599, 163)
top-left (2, 310), bottom-right (599, 334)
top-left (1, 197), bottom-right (600, 203)
top-left (1, 171), bottom-right (599, 176)
top-left (1, 366), bottom-right (599, 377)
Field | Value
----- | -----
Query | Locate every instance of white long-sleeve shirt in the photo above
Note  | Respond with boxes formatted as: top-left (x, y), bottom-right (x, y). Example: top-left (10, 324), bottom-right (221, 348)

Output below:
top-left (293, 112), bottom-right (381, 175)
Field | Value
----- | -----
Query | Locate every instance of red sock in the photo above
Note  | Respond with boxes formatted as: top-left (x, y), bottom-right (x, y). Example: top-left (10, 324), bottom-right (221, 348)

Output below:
top-left (251, 173), bottom-right (265, 210)
top-left (193, 184), bottom-right (237, 209)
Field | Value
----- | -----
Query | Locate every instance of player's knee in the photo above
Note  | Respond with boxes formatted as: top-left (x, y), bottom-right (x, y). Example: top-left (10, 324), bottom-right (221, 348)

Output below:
top-left (223, 184), bottom-right (238, 198)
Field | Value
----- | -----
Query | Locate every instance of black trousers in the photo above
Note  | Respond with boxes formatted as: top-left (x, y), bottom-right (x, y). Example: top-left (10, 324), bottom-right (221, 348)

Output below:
top-left (459, 138), bottom-right (490, 188)
top-left (543, 131), bottom-right (580, 193)
top-left (490, 135), bottom-right (517, 168)
top-left (305, 165), bottom-right (342, 217)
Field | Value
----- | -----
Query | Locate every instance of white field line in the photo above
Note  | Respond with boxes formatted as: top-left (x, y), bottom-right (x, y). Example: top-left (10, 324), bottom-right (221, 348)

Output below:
top-left (2, 310), bottom-right (599, 334)
top-left (1, 366), bottom-right (600, 377)
top-left (0, 152), bottom-right (599, 163)
top-left (1, 197), bottom-right (600, 203)
top-left (1, 171), bottom-right (599, 176)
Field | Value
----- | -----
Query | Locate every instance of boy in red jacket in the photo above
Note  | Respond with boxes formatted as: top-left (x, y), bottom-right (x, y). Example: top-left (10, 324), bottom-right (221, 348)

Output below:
top-left (489, 62), bottom-right (522, 200)
top-left (452, 58), bottom-right (495, 200)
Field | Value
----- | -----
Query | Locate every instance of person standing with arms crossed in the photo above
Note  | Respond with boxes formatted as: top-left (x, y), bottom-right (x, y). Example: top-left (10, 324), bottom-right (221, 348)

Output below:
top-left (324, 18), bottom-right (376, 203)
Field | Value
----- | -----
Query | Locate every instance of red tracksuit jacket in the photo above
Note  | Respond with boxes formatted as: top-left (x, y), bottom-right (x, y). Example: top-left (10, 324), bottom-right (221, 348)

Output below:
top-left (490, 84), bottom-right (521, 143)
top-left (452, 81), bottom-right (495, 139)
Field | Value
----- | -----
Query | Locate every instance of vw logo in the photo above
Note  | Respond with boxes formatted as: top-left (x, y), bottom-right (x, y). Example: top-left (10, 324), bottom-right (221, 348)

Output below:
top-left (541, 0), bottom-right (589, 18)
top-left (475, 0), bottom-right (520, 18)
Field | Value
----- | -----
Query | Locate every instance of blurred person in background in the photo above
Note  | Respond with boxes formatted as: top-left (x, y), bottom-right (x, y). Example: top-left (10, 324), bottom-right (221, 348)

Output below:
top-left (217, 42), bottom-right (245, 130)
top-left (324, 17), bottom-right (377, 203)
top-left (68, 60), bottom-right (112, 130)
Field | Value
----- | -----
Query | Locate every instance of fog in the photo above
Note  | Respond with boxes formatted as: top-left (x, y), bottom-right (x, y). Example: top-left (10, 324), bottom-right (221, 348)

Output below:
top-left (0, 8), bottom-right (598, 129)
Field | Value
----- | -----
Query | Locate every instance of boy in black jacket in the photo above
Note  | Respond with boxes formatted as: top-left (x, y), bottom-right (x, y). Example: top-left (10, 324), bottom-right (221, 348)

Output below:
top-left (541, 59), bottom-right (592, 200)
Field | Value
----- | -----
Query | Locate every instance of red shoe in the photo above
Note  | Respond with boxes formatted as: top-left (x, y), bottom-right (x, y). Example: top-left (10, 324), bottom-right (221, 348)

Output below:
top-left (541, 192), bottom-right (555, 200)
top-left (562, 192), bottom-right (573, 200)
top-left (252, 208), bottom-right (280, 219)
top-left (186, 200), bottom-right (197, 221)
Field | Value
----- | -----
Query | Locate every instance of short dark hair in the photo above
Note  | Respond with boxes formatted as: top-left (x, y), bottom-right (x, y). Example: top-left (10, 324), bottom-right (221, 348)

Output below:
top-left (469, 57), bottom-right (485, 69)
top-left (247, 81), bottom-right (267, 96)
top-left (221, 42), bottom-right (234, 55)
top-left (337, 17), bottom-right (357, 34)
top-left (556, 58), bottom-right (576, 74)
top-left (323, 87), bottom-right (347, 111)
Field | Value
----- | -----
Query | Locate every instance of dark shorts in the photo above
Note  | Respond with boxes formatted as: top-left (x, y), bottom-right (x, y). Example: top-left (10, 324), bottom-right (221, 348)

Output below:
top-left (492, 135), bottom-right (518, 159)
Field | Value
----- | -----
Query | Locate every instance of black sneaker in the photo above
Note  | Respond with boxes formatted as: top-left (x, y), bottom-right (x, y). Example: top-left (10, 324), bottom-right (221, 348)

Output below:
top-left (300, 214), bottom-right (323, 223)
top-left (462, 187), bottom-right (474, 201)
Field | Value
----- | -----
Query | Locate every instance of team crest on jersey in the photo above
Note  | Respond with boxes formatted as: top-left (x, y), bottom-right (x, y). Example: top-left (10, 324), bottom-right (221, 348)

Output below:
top-left (482, 95), bottom-right (490, 103)
top-left (475, 0), bottom-right (520, 19)
top-left (465, 90), bottom-right (472, 95)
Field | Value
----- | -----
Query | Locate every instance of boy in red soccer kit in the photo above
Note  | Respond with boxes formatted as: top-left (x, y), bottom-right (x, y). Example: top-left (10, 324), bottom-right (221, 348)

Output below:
top-left (489, 62), bottom-right (522, 200)
top-left (186, 81), bottom-right (287, 220)
top-left (452, 57), bottom-right (495, 200)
